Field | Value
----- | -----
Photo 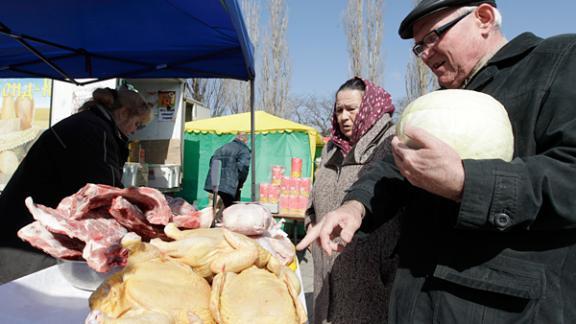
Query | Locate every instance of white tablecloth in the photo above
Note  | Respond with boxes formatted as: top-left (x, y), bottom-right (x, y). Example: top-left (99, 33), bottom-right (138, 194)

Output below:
top-left (0, 265), bottom-right (91, 323)
top-left (0, 263), bottom-right (308, 323)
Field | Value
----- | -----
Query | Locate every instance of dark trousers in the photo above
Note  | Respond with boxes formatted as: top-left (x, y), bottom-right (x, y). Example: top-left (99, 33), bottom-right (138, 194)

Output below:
top-left (219, 190), bottom-right (241, 208)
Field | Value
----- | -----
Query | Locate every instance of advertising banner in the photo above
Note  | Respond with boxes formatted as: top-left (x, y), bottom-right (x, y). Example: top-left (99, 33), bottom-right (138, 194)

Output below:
top-left (0, 78), bottom-right (52, 189)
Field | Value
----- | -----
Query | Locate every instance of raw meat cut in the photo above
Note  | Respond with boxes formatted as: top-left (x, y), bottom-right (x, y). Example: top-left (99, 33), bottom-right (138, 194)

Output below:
top-left (120, 187), bottom-right (172, 225)
top-left (18, 183), bottom-right (211, 272)
top-left (26, 197), bottom-right (127, 272)
top-left (17, 221), bottom-right (83, 259)
top-left (108, 196), bottom-right (165, 241)
top-left (166, 196), bottom-right (214, 229)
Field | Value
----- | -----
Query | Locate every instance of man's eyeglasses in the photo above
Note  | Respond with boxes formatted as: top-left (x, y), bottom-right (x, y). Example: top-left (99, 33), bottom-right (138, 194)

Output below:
top-left (412, 11), bottom-right (472, 57)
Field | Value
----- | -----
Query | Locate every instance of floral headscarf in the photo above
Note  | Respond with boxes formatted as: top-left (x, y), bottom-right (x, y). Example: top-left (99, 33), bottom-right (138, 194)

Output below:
top-left (330, 78), bottom-right (395, 155)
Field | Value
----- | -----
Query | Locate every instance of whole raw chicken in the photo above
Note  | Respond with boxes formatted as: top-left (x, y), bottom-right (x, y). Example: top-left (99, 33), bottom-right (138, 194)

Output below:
top-left (87, 230), bottom-right (307, 324)
top-left (221, 203), bottom-right (296, 265)
top-left (221, 203), bottom-right (273, 235)
top-left (210, 265), bottom-right (307, 324)
top-left (87, 234), bottom-right (214, 324)
top-left (150, 224), bottom-right (282, 279)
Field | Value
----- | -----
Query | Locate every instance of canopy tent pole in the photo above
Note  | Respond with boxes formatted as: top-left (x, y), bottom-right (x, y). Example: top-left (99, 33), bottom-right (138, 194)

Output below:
top-left (0, 23), bottom-right (79, 84)
top-left (250, 79), bottom-right (256, 201)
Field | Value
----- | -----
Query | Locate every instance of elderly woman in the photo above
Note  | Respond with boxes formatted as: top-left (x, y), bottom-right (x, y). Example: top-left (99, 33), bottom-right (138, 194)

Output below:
top-left (0, 87), bottom-right (152, 283)
top-left (304, 77), bottom-right (400, 323)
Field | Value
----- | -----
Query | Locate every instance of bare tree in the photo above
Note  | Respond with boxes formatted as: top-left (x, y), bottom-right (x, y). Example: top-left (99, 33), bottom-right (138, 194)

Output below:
top-left (186, 79), bottom-right (227, 117)
top-left (343, 0), bottom-right (385, 84)
top-left (207, 80), bottom-right (227, 117)
top-left (405, 57), bottom-right (437, 103)
top-left (290, 95), bottom-right (334, 136)
top-left (397, 50), bottom-right (435, 121)
top-left (364, 0), bottom-right (384, 84)
top-left (185, 0), bottom-right (261, 117)
top-left (259, 0), bottom-right (291, 117)
top-left (221, 80), bottom-right (245, 114)
top-left (259, 42), bottom-right (271, 112)
top-left (188, 79), bottom-right (207, 104)
top-left (343, 0), bottom-right (363, 77)
top-left (224, 0), bottom-right (261, 115)
top-left (240, 0), bottom-right (260, 52)
top-left (403, 0), bottom-right (438, 108)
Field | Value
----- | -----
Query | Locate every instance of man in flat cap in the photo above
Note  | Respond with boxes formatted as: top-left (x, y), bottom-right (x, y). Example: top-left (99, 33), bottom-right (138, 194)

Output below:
top-left (299, 1), bottom-right (576, 322)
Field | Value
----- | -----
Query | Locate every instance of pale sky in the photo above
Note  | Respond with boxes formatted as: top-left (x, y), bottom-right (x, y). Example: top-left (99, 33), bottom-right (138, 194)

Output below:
top-left (284, 1), bottom-right (576, 105)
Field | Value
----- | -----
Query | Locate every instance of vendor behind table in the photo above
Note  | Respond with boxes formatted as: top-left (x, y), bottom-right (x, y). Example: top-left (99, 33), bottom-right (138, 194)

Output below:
top-left (0, 86), bottom-right (152, 284)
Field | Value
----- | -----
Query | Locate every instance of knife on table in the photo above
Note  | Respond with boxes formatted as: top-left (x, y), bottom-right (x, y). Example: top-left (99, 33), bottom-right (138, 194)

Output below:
top-left (210, 159), bottom-right (222, 222)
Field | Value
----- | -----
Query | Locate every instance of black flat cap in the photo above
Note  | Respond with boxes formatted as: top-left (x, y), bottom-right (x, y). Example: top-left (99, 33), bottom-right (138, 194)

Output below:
top-left (399, 0), bottom-right (497, 39)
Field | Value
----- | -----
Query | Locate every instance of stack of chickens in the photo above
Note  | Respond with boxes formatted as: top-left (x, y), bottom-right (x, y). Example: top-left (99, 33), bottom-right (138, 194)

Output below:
top-left (86, 223), bottom-right (307, 324)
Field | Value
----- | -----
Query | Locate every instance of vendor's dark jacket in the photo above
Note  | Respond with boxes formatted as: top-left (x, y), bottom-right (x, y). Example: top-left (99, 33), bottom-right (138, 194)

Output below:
top-left (0, 105), bottom-right (128, 282)
top-left (204, 138), bottom-right (251, 197)
top-left (345, 33), bottom-right (576, 323)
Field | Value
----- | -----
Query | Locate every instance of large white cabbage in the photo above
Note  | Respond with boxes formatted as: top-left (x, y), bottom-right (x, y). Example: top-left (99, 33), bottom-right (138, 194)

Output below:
top-left (396, 89), bottom-right (514, 161)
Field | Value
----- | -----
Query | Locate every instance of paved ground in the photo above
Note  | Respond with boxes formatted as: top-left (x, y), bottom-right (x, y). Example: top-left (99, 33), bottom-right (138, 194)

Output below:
top-left (284, 220), bottom-right (314, 323)
top-left (297, 248), bottom-right (314, 323)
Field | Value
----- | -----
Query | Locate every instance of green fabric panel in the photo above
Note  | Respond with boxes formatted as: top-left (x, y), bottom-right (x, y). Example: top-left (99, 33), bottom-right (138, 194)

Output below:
top-left (180, 131), bottom-right (311, 209)
top-left (255, 132), bottom-right (311, 184)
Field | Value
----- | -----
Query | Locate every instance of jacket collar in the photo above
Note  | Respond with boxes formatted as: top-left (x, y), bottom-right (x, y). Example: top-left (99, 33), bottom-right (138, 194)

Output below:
top-left (324, 115), bottom-right (392, 168)
top-left (93, 104), bottom-right (114, 121)
top-left (233, 138), bottom-right (250, 150)
top-left (91, 105), bottom-right (128, 142)
top-left (323, 143), bottom-right (343, 170)
top-left (466, 33), bottom-right (542, 90)
top-left (347, 115), bottom-right (392, 164)
top-left (489, 32), bottom-right (542, 65)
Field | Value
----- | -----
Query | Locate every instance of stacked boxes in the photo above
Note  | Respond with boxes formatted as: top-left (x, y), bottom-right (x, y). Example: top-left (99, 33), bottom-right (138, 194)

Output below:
top-left (259, 158), bottom-right (311, 216)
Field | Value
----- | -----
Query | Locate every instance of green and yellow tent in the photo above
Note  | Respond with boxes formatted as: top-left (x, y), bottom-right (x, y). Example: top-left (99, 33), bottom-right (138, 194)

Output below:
top-left (180, 111), bottom-right (321, 208)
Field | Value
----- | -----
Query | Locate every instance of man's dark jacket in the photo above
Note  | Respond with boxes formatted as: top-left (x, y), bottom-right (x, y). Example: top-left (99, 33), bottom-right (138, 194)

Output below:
top-left (346, 33), bottom-right (576, 323)
top-left (204, 138), bottom-right (251, 197)
top-left (0, 105), bottom-right (128, 283)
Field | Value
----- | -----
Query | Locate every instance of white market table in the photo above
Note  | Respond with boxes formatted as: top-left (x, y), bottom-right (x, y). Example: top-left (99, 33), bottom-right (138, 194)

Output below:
top-left (0, 265), bottom-right (91, 323)
top-left (0, 262), bottom-right (308, 323)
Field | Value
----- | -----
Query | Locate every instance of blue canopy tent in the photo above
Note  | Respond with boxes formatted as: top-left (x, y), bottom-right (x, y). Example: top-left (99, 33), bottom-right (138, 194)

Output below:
top-left (0, 0), bottom-right (254, 83)
top-left (0, 0), bottom-right (259, 199)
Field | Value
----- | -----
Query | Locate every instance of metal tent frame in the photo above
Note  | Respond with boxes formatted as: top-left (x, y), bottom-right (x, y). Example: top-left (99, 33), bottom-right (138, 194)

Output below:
top-left (0, 0), bottom-right (258, 200)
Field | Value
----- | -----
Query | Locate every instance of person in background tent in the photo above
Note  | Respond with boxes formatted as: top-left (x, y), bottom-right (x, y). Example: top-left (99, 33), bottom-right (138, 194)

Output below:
top-left (204, 132), bottom-right (251, 209)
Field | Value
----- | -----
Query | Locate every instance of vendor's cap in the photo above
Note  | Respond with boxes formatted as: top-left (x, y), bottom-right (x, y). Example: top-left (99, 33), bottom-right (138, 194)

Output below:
top-left (399, 0), bottom-right (496, 39)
